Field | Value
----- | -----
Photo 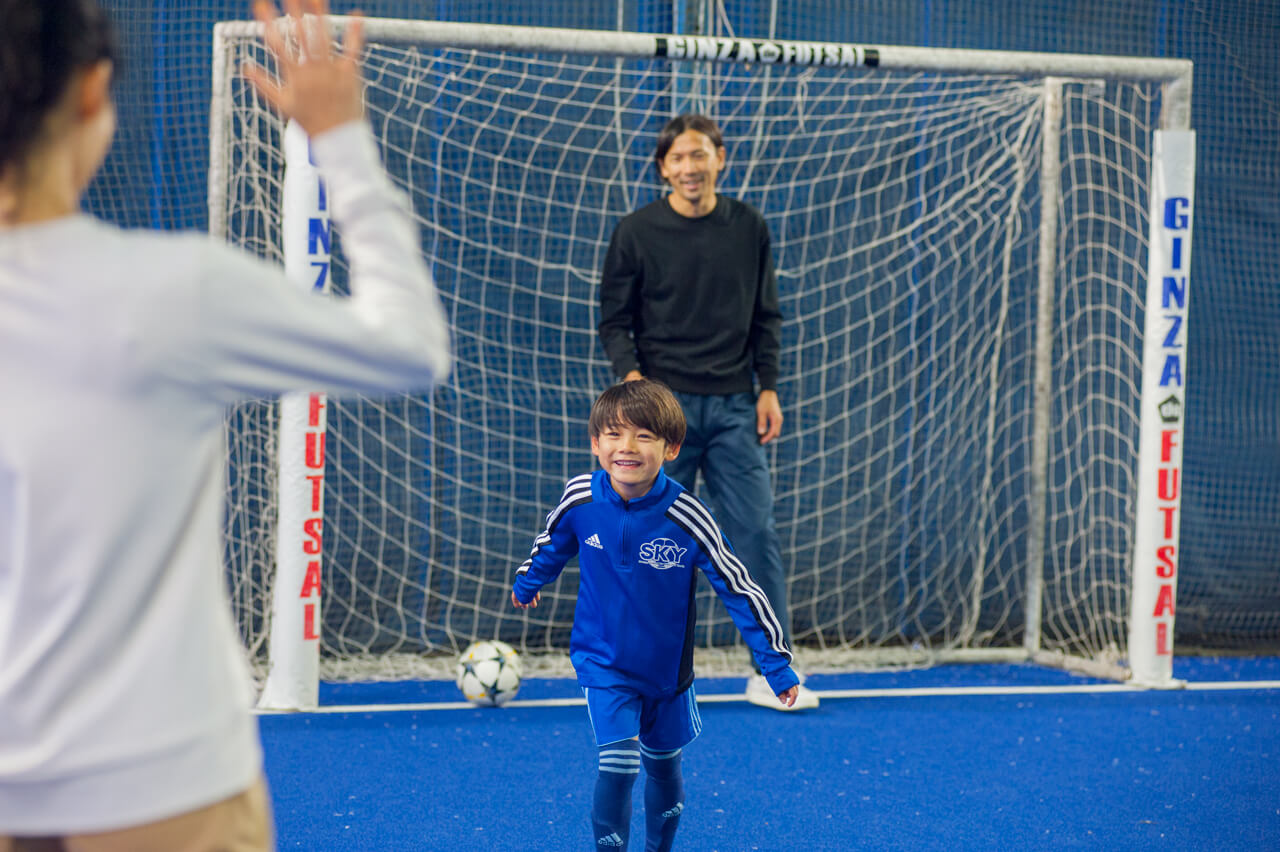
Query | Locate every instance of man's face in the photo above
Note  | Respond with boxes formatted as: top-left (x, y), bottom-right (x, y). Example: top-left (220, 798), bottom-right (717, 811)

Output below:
top-left (658, 129), bottom-right (726, 211)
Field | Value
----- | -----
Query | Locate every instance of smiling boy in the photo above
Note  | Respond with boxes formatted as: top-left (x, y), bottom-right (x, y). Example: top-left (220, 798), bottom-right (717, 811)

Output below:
top-left (512, 379), bottom-right (799, 852)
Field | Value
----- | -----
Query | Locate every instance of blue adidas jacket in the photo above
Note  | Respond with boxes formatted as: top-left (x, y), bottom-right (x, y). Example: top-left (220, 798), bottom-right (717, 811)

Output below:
top-left (513, 469), bottom-right (799, 698)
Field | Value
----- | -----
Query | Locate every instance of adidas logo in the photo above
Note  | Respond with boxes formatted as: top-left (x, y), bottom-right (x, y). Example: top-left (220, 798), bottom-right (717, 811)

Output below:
top-left (585, 533), bottom-right (604, 550)
top-left (597, 833), bottom-right (624, 847)
top-left (662, 802), bottom-right (684, 819)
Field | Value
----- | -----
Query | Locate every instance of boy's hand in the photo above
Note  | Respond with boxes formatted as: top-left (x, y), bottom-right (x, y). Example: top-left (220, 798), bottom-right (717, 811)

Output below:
top-left (512, 590), bottom-right (540, 609)
top-left (777, 685), bottom-right (798, 707)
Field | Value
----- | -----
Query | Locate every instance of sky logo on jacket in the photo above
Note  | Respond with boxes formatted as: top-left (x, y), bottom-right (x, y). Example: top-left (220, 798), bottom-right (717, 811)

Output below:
top-left (639, 538), bottom-right (687, 570)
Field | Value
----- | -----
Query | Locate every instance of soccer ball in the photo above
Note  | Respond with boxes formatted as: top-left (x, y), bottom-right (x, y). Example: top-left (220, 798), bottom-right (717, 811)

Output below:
top-left (456, 640), bottom-right (522, 707)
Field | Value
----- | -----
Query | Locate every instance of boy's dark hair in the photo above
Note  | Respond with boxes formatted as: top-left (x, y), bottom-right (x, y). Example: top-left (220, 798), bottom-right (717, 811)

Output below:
top-left (0, 0), bottom-right (116, 173)
top-left (589, 379), bottom-right (686, 447)
top-left (653, 113), bottom-right (724, 178)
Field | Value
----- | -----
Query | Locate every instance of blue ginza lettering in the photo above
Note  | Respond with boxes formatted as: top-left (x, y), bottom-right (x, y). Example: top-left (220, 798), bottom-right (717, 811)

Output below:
top-left (310, 180), bottom-right (330, 291)
top-left (1159, 195), bottom-right (1190, 388)
top-left (308, 217), bottom-right (330, 256)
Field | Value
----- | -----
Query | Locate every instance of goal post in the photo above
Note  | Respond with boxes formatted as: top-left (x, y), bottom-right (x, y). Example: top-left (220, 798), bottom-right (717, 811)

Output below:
top-left (256, 121), bottom-right (332, 710)
top-left (210, 18), bottom-right (1193, 705)
top-left (1127, 129), bottom-right (1194, 688)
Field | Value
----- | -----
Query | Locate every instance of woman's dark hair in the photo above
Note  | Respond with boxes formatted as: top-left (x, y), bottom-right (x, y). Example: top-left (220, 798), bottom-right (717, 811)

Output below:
top-left (0, 0), bottom-right (117, 170)
top-left (653, 113), bottom-right (724, 178)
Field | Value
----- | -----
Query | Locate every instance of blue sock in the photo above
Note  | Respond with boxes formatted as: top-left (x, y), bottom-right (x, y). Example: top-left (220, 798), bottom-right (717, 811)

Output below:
top-left (593, 739), bottom-right (640, 849)
top-left (640, 745), bottom-right (684, 852)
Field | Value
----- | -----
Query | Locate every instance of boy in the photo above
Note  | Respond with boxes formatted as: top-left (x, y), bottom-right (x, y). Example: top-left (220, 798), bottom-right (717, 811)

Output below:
top-left (511, 379), bottom-right (799, 852)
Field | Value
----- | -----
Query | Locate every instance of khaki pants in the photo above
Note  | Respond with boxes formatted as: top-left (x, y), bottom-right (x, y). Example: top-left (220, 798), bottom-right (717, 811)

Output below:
top-left (0, 776), bottom-right (273, 852)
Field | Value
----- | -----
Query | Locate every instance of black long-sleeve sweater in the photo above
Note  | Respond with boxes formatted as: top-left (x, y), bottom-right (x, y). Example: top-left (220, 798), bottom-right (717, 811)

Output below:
top-left (598, 195), bottom-right (782, 395)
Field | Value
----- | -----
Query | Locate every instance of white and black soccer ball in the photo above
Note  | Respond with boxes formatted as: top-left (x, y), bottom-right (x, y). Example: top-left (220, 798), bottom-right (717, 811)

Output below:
top-left (456, 640), bottom-right (522, 707)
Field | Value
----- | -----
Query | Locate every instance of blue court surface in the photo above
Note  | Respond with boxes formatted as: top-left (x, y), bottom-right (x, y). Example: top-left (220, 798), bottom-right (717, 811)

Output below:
top-left (260, 656), bottom-right (1279, 850)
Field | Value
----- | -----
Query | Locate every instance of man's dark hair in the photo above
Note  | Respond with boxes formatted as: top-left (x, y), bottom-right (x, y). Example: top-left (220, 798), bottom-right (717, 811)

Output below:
top-left (653, 113), bottom-right (724, 178)
top-left (588, 379), bottom-right (687, 447)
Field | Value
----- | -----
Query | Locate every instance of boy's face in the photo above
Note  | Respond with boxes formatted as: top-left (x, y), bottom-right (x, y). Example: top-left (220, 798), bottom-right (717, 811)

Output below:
top-left (658, 129), bottom-right (726, 212)
top-left (591, 419), bottom-right (681, 501)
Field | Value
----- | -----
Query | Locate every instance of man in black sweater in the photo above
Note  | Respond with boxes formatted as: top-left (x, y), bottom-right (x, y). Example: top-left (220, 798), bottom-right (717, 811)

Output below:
top-left (598, 113), bottom-right (818, 711)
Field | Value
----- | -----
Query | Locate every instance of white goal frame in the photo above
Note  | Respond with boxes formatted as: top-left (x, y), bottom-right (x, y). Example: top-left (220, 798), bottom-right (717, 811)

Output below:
top-left (210, 19), bottom-right (1193, 709)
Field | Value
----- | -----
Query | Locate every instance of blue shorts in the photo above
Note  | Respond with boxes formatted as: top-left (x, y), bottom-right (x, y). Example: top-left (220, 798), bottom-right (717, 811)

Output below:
top-left (583, 685), bottom-right (702, 750)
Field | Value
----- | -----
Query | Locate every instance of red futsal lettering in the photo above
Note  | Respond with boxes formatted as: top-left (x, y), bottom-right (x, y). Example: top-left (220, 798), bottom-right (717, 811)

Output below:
top-left (308, 394), bottom-right (326, 427)
top-left (1156, 621), bottom-right (1170, 655)
top-left (305, 432), bottom-right (325, 469)
top-left (300, 560), bottom-right (321, 598)
top-left (307, 475), bottom-right (324, 512)
top-left (302, 517), bottom-right (324, 554)
top-left (304, 602), bottom-right (319, 640)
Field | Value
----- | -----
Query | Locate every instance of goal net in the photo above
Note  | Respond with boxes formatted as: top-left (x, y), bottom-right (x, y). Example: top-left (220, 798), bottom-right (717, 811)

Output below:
top-left (209, 20), bottom-right (1192, 690)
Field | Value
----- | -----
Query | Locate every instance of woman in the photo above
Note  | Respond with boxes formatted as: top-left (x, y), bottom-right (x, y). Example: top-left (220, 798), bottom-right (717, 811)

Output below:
top-left (0, 1), bottom-right (449, 848)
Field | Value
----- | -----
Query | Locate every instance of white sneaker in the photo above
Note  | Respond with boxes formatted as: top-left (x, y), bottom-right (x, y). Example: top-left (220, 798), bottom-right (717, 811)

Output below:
top-left (745, 673), bottom-right (819, 711)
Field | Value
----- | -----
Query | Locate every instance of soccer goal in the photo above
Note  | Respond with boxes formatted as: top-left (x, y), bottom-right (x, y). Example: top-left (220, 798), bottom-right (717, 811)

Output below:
top-left (209, 19), bottom-right (1193, 708)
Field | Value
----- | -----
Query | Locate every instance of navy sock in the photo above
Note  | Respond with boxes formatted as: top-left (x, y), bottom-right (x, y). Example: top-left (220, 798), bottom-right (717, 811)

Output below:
top-left (593, 739), bottom-right (640, 849)
top-left (640, 745), bottom-right (684, 852)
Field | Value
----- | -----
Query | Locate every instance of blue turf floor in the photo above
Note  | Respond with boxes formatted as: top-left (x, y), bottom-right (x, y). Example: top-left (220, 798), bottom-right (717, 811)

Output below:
top-left (260, 657), bottom-right (1279, 851)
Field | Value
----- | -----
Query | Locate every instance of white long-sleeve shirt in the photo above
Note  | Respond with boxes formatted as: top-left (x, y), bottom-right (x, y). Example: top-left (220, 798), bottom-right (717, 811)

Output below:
top-left (0, 121), bottom-right (450, 833)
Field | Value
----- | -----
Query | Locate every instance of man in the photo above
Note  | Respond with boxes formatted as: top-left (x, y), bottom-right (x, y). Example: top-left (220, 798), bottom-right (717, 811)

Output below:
top-left (597, 113), bottom-right (818, 711)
